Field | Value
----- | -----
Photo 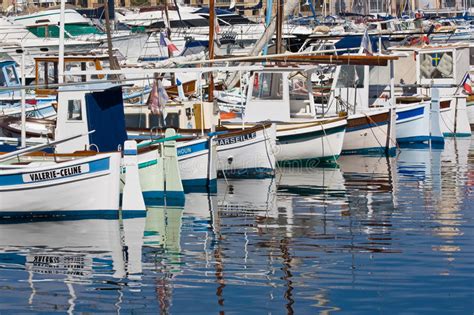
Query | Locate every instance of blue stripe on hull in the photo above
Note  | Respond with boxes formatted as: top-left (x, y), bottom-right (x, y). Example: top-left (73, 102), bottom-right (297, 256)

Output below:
top-left (397, 136), bottom-right (430, 144)
top-left (341, 147), bottom-right (396, 156)
top-left (396, 106), bottom-right (424, 121)
top-left (430, 136), bottom-right (445, 143)
top-left (218, 167), bottom-right (274, 179)
top-left (183, 178), bottom-right (217, 193)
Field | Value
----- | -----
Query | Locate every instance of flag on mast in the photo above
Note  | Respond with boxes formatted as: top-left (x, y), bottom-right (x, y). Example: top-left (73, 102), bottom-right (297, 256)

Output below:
top-left (461, 72), bottom-right (472, 94)
top-left (147, 79), bottom-right (169, 121)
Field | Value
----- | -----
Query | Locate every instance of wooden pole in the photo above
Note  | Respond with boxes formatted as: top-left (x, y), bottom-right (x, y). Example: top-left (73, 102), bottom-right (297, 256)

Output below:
top-left (104, 1), bottom-right (120, 73)
top-left (275, 0), bottom-right (283, 54)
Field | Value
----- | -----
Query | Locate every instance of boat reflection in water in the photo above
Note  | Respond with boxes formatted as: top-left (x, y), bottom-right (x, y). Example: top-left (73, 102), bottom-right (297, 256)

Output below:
top-left (0, 138), bottom-right (472, 313)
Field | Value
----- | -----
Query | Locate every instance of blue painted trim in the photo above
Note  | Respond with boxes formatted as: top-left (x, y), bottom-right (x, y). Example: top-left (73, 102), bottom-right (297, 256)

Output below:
top-left (396, 106), bottom-right (424, 121)
top-left (0, 157), bottom-right (110, 186)
top-left (430, 136), bottom-right (445, 143)
top-left (124, 149), bottom-right (137, 155)
top-left (177, 141), bottom-right (209, 157)
top-left (342, 146), bottom-right (396, 156)
top-left (443, 132), bottom-right (472, 137)
top-left (218, 167), bottom-right (274, 179)
top-left (396, 136), bottom-right (430, 143)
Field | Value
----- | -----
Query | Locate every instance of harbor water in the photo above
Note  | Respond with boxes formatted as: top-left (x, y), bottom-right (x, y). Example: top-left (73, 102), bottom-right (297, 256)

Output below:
top-left (0, 138), bottom-right (473, 314)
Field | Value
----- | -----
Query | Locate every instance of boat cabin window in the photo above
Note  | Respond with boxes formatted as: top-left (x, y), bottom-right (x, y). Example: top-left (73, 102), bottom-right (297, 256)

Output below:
top-left (336, 65), bottom-right (364, 88)
top-left (4, 65), bottom-right (19, 86)
top-left (0, 68), bottom-right (6, 87)
top-left (251, 73), bottom-right (283, 100)
top-left (68, 100), bottom-right (83, 121)
top-left (37, 61), bottom-right (58, 87)
top-left (420, 52), bottom-right (453, 79)
top-left (64, 62), bottom-right (88, 83)
top-left (369, 65), bottom-right (391, 106)
top-left (289, 75), bottom-right (311, 116)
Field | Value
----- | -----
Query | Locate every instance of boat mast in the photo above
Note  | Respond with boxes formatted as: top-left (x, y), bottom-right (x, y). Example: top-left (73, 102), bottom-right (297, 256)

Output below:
top-left (104, 0), bottom-right (121, 77)
top-left (275, 0), bottom-right (283, 54)
top-left (58, 0), bottom-right (66, 84)
top-left (208, 0), bottom-right (215, 102)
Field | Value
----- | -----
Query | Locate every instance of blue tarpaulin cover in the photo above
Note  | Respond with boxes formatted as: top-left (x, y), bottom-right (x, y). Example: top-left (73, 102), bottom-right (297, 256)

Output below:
top-left (85, 86), bottom-right (127, 152)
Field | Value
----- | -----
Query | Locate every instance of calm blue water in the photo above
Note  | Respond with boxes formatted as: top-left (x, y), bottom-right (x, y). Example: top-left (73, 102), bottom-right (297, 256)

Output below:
top-left (0, 138), bottom-right (473, 314)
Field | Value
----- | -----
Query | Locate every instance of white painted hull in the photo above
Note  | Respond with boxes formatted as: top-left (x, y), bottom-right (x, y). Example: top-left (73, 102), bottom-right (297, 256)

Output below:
top-left (0, 153), bottom-right (121, 213)
top-left (396, 102), bottom-right (431, 143)
top-left (177, 138), bottom-right (216, 187)
top-left (467, 98), bottom-right (474, 130)
top-left (216, 125), bottom-right (276, 176)
top-left (275, 119), bottom-right (346, 164)
top-left (343, 109), bottom-right (394, 155)
top-left (440, 96), bottom-right (471, 137)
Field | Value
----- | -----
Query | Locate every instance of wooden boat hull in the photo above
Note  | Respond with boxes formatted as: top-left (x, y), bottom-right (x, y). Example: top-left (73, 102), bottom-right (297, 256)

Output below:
top-left (0, 152), bottom-right (121, 215)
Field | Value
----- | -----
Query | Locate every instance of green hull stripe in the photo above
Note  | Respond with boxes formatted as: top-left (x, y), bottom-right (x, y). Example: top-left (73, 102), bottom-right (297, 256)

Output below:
top-left (277, 125), bottom-right (346, 144)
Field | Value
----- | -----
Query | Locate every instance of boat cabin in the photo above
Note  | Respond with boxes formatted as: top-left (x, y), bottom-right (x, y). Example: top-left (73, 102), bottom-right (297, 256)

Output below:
top-left (390, 44), bottom-right (470, 97)
top-left (0, 59), bottom-right (21, 99)
top-left (34, 53), bottom-right (110, 96)
top-left (54, 83), bottom-right (127, 153)
top-left (327, 60), bottom-right (393, 115)
top-left (244, 68), bottom-right (316, 122)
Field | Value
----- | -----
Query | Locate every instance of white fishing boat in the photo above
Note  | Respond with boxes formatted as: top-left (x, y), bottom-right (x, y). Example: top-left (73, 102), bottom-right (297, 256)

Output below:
top-left (224, 68), bottom-right (346, 165)
top-left (0, 151), bottom-right (122, 215)
top-left (391, 44), bottom-right (472, 138)
top-left (326, 62), bottom-right (397, 155)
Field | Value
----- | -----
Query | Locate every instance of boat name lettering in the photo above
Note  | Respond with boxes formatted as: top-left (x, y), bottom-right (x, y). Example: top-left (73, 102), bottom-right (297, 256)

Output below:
top-left (23, 164), bottom-right (90, 183)
top-left (217, 132), bottom-right (256, 146)
top-left (177, 147), bottom-right (193, 156)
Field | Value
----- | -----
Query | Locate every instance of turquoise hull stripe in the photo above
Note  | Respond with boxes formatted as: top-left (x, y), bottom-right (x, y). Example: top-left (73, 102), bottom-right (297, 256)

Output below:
top-left (277, 125), bottom-right (346, 144)
top-left (443, 132), bottom-right (471, 137)
top-left (138, 159), bottom-right (158, 169)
